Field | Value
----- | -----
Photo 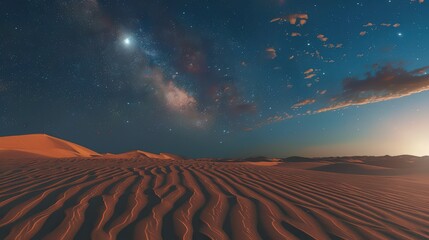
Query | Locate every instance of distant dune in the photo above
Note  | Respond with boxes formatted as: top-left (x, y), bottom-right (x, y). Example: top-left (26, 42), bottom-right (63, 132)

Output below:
top-left (1, 135), bottom-right (429, 239)
top-left (0, 134), bottom-right (182, 161)
top-left (0, 134), bottom-right (100, 159)
top-left (309, 162), bottom-right (394, 175)
top-left (107, 150), bottom-right (184, 161)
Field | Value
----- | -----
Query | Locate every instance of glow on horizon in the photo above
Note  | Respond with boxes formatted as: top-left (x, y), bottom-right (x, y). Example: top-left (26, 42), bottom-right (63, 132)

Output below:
top-left (382, 115), bottom-right (429, 157)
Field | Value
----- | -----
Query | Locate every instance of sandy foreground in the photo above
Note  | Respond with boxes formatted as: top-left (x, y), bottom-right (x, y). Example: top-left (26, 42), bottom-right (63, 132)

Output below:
top-left (1, 156), bottom-right (429, 240)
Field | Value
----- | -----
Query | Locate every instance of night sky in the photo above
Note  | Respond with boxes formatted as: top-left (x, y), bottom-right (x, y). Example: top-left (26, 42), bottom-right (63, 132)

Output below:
top-left (1, 0), bottom-right (429, 158)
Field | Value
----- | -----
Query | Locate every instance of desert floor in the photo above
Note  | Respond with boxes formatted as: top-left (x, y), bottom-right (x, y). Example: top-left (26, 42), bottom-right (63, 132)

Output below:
top-left (1, 158), bottom-right (429, 240)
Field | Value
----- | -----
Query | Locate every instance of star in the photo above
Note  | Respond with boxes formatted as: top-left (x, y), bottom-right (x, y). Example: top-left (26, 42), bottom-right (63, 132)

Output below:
top-left (123, 37), bottom-right (131, 46)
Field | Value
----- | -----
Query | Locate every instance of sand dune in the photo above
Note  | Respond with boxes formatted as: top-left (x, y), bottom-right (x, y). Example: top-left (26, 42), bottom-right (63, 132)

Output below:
top-left (1, 135), bottom-right (428, 239)
top-left (107, 150), bottom-right (184, 161)
top-left (0, 134), bottom-right (100, 159)
top-left (309, 162), bottom-right (395, 175)
top-left (1, 156), bottom-right (429, 239)
top-left (0, 134), bottom-right (185, 161)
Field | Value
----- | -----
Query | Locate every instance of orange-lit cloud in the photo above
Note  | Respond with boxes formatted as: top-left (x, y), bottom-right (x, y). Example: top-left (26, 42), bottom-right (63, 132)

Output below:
top-left (292, 99), bottom-right (316, 108)
top-left (304, 68), bottom-right (314, 75)
top-left (246, 113), bottom-right (293, 131)
top-left (305, 74), bottom-right (316, 79)
top-left (266, 48), bottom-right (277, 59)
top-left (304, 68), bottom-right (317, 79)
top-left (271, 13), bottom-right (309, 26)
top-left (317, 34), bottom-right (328, 42)
top-left (316, 65), bottom-right (429, 113)
top-left (380, 23), bottom-right (400, 28)
top-left (323, 43), bottom-right (343, 49)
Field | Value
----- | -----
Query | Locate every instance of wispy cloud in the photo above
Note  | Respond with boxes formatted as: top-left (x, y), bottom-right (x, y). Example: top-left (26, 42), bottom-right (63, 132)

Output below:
top-left (292, 99), bottom-right (316, 109)
top-left (245, 113), bottom-right (293, 131)
top-left (316, 65), bottom-right (429, 113)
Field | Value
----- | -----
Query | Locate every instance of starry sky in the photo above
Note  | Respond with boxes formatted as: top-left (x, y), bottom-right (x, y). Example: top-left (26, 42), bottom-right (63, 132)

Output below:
top-left (1, 0), bottom-right (429, 158)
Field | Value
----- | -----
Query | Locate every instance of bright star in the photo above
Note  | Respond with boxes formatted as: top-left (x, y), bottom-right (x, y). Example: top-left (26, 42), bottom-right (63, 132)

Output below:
top-left (123, 37), bottom-right (131, 46)
top-left (398, 33), bottom-right (403, 37)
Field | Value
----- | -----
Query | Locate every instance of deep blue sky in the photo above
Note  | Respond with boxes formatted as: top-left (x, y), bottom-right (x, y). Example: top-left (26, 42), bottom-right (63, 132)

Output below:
top-left (1, 0), bottom-right (428, 157)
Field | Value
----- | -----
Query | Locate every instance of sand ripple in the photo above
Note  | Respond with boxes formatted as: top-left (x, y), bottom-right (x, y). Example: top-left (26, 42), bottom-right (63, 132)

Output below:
top-left (1, 158), bottom-right (429, 240)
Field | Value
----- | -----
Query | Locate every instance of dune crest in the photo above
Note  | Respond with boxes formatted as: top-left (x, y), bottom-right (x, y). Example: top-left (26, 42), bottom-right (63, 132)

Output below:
top-left (107, 150), bottom-right (184, 160)
top-left (0, 134), bottom-right (100, 159)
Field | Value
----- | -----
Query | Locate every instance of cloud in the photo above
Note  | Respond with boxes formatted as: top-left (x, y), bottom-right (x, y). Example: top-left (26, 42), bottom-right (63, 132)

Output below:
top-left (304, 68), bottom-right (317, 79)
top-left (288, 14), bottom-right (309, 25)
top-left (323, 43), bottom-right (343, 49)
top-left (263, 113), bottom-right (293, 124)
top-left (213, 84), bottom-right (257, 117)
top-left (305, 74), bottom-right (316, 79)
top-left (380, 23), bottom-right (400, 28)
top-left (360, 22), bottom-right (401, 37)
top-left (292, 99), bottom-right (316, 108)
top-left (304, 68), bottom-right (314, 75)
top-left (266, 48), bottom-right (277, 59)
top-left (245, 113), bottom-right (293, 131)
top-left (317, 89), bottom-right (327, 95)
top-left (271, 13), bottom-right (309, 26)
top-left (315, 65), bottom-right (429, 113)
top-left (317, 34), bottom-right (328, 42)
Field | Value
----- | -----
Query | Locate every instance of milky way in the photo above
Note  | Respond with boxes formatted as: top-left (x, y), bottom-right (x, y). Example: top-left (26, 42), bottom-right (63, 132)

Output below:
top-left (1, 0), bottom-right (429, 157)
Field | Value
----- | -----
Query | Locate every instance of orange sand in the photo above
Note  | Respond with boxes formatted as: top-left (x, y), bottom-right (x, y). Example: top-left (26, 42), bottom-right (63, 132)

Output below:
top-left (1, 135), bottom-right (429, 239)
top-left (0, 134), bottom-right (100, 159)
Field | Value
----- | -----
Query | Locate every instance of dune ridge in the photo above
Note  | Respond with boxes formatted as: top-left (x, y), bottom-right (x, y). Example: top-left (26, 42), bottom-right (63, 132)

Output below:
top-left (0, 134), bottom-right (100, 159)
top-left (107, 150), bottom-right (183, 161)
top-left (0, 134), bottom-right (184, 161)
